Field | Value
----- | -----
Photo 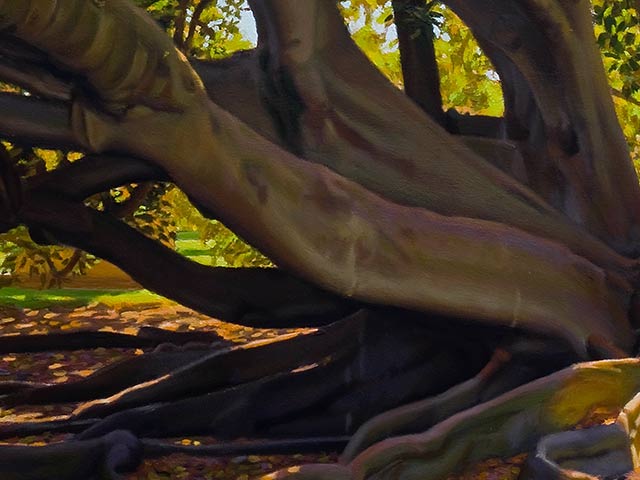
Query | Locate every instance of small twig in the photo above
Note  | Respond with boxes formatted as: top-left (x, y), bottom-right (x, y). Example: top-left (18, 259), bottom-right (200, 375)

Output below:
top-left (185, 0), bottom-right (215, 51)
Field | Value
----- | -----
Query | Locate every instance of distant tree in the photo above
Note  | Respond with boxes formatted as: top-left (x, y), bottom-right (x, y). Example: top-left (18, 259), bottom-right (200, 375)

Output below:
top-left (1, 1), bottom-right (640, 478)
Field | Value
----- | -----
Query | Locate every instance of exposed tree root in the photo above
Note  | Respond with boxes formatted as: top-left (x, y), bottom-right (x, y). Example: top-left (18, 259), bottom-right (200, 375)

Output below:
top-left (72, 311), bottom-right (368, 419)
top-left (0, 310), bottom-right (490, 441)
top-left (266, 359), bottom-right (640, 480)
top-left (0, 419), bottom-right (98, 439)
top-left (2, 356), bottom-right (639, 479)
top-left (0, 326), bottom-right (225, 354)
top-left (0, 430), bottom-right (142, 480)
top-left (0, 348), bottom-right (208, 408)
top-left (0, 1), bottom-right (639, 479)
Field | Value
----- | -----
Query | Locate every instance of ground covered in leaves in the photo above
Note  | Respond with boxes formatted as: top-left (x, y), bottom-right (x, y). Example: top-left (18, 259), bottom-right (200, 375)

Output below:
top-left (0, 289), bottom-right (636, 479)
top-left (0, 295), bottom-right (334, 479)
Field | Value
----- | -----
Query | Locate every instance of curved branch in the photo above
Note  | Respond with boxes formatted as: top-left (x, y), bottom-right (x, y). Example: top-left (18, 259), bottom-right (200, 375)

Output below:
top-left (0, 92), bottom-right (80, 150)
top-left (442, 0), bottom-right (640, 252)
top-left (15, 190), bottom-right (355, 326)
top-left (0, 58), bottom-right (71, 100)
top-left (192, 51), bottom-right (283, 144)
top-left (238, 2), bottom-right (640, 269)
top-left (26, 154), bottom-right (167, 200)
top-left (2, 0), bottom-right (637, 353)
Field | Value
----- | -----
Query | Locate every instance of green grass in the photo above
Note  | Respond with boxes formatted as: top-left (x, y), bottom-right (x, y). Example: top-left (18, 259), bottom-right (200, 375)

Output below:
top-left (0, 287), bottom-right (168, 309)
top-left (0, 231), bottom-right (213, 309)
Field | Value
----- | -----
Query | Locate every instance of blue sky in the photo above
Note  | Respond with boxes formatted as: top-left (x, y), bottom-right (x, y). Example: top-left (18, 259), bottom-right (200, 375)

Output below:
top-left (238, 3), bottom-right (257, 46)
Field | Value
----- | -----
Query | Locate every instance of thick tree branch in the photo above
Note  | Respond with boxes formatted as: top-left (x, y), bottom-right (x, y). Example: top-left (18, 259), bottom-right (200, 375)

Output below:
top-left (1, 0), bottom-right (637, 354)
top-left (0, 58), bottom-right (71, 101)
top-left (442, 0), bottom-right (640, 252)
top-left (199, 4), bottom-right (633, 274)
top-left (0, 93), bottom-right (80, 150)
top-left (192, 52), bottom-right (282, 144)
top-left (26, 154), bottom-right (167, 200)
top-left (392, 0), bottom-right (446, 127)
top-left (15, 191), bottom-right (354, 327)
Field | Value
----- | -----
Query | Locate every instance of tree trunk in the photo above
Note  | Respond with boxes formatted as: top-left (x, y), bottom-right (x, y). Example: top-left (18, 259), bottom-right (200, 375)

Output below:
top-left (0, 0), bottom-right (639, 478)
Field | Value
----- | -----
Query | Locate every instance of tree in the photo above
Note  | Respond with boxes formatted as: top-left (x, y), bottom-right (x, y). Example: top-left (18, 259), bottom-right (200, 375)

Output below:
top-left (1, 0), bottom-right (640, 478)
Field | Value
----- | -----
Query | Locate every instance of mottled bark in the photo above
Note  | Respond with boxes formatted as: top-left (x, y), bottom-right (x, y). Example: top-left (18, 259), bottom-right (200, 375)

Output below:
top-left (0, 1), bottom-right (640, 478)
top-left (442, 0), bottom-right (640, 253)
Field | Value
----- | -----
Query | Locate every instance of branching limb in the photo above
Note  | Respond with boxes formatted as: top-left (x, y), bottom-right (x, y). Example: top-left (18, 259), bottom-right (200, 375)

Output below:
top-left (1, 348), bottom-right (211, 407)
top-left (73, 313), bottom-right (366, 419)
top-left (11, 187), bottom-right (354, 325)
top-left (443, 0), bottom-right (640, 251)
top-left (0, 57), bottom-right (71, 101)
top-left (0, 93), bottom-right (80, 150)
top-left (1, 0), bottom-right (636, 354)
top-left (192, 52), bottom-right (283, 144)
top-left (26, 154), bottom-right (167, 201)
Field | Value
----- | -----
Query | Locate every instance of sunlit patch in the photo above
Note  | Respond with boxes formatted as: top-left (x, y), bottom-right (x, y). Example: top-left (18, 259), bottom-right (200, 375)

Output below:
top-left (292, 363), bottom-right (318, 373)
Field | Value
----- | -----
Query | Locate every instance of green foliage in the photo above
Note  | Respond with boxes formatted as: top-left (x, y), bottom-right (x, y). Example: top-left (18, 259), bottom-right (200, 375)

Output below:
top-left (339, 1), bottom-right (403, 85)
top-left (169, 188), bottom-right (273, 267)
top-left (0, 227), bottom-right (99, 288)
top-left (594, 0), bottom-right (640, 98)
top-left (1, 1), bottom-right (267, 286)
top-left (340, 1), bottom-right (503, 115)
top-left (123, 183), bottom-right (179, 250)
top-left (593, 0), bottom-right (640, 169)
top-left (0, 145), bottom-right (97, 288)
top-left (432, 6), bottom-right (503, 116)
top-left (139, 0), bottom-right (252, 58)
